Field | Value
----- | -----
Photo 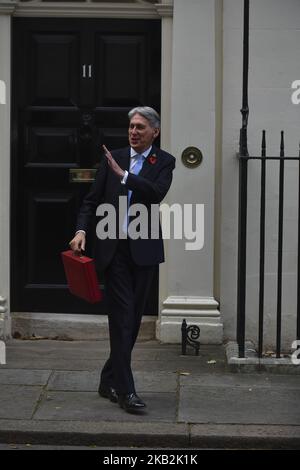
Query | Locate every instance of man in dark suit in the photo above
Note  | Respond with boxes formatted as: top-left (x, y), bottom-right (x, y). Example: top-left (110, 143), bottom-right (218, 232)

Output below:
top-left (69, 107), bottom-right (175, 413)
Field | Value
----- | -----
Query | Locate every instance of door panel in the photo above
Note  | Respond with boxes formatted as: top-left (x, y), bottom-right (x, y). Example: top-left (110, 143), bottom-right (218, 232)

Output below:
top-left (95, 34), bottom-right (146, 106)
top-left (28, 33), bottom-right (80, 107)
top-left (26, 191), bottom-right (76, 284)
top-left (26, 126), bottom-right (78, 165)
top-left (12, 18), bottom-right (161, 314)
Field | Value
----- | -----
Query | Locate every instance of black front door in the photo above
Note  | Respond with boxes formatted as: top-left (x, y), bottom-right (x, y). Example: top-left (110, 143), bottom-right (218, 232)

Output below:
top-left (12, 18), bottom-right (161, 314)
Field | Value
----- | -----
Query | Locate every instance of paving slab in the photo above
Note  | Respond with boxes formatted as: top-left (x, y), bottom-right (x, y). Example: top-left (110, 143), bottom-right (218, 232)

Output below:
top-left (47, 371), bottom-right (99, 391)
top-left (134, 371), bottom-right (178, 393)
top-left (4, 342), bottom-right (105, 370)
top-left (130, 361), bottom-right (224, 374)
top-left (2, 359), bottom-right (103, 371)
top-left (0, 369), bottom-right (51, 386)
top-left (0, 385), bottom-right (43, 420)
top-left (33, 391), bottom-right (177, 423)
top-left (47, 370), bottom-right (177, 393)
top-left (180, 372), bottom-right (300, 389)
top-left (179, 385), bottom-right (300, 425)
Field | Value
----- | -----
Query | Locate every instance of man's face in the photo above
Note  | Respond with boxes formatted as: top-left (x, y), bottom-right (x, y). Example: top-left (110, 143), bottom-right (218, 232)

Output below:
top-left (128, 113), bottom-right (160, 153)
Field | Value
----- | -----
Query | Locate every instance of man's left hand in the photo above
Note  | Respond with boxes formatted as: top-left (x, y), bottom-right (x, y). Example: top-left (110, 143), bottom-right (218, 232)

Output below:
top-left (103, 145), bottom-right (125, 179)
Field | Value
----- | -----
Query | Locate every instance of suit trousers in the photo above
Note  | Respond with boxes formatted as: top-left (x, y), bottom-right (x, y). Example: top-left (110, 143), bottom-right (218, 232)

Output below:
top-left (100, 239), bottom-right (156, 394)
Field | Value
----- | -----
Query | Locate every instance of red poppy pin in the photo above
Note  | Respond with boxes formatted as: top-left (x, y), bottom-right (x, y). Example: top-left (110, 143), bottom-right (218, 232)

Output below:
top-left (148, 154), bottom-right (157, 165)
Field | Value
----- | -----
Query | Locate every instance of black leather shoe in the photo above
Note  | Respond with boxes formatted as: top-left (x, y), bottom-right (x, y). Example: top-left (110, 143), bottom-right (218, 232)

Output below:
top-left (118, 393), bottom-right (146, 413)
top-left (98, 385), bottom-right (118, 403)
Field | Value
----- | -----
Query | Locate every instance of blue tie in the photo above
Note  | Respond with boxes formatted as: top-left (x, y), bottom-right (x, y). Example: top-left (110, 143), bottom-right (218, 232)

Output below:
top-left (122, 154), bottom-right (144, 234)
top-left (128, 154), bottom-right (144, 202)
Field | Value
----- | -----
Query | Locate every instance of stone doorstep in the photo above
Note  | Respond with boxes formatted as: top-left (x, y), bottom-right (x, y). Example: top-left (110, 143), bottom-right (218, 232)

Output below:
top-left (0, 420), bottom-right (299, 449)
top-left (225, 341), bottom-right (300, 374)
top-left (10, 313), bottom-right (156, 341)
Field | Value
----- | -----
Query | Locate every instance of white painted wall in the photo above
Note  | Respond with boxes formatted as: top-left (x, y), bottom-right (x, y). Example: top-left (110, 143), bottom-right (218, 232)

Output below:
top-left (157, 0), bottom-right (222, 344)
top-left (169, 0), bottom-right (216, 297)
top-left (221, 0), bottom-right (300, 350)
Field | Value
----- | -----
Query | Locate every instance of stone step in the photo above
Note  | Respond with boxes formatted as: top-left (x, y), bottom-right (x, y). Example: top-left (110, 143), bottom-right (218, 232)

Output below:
top-left (11, 313), bottom-right (156, 341)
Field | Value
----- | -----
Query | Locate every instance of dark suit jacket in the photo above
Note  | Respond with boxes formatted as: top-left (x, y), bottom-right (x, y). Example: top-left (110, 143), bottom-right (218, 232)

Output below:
top-left (76, 145), bottom-right (176, 271)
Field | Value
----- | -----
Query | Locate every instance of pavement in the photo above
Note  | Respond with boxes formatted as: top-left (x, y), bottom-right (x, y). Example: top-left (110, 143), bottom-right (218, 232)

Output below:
top-left (0, 338), bottom-right (299, 450)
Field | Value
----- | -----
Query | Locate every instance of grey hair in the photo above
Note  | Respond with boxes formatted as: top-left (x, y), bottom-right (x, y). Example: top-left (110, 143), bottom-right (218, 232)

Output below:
top-left (128, 106), bottom-right (160, 129)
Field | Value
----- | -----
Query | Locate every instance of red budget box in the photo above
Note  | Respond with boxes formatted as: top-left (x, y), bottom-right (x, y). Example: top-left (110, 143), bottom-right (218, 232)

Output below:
top-left (61, 250), bottom-right (102, 303)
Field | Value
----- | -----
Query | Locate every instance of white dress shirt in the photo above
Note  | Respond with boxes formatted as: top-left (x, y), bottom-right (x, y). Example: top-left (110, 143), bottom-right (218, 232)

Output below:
top-left (121, 145), bottom-right (152, 185)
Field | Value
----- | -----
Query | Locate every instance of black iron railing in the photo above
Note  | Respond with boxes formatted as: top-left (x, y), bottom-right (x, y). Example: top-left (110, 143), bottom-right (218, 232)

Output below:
top-left (236, 0), bottom-right (249, 358)
top-left (236, 0), bottom-right (300, 357)
top-left (237, 133), bottom-right (300, 358)
top-left (232, 0), bottom-right (300, 358)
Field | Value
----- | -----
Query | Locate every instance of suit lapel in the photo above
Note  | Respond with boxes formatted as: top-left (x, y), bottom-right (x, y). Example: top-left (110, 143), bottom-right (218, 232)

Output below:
top-left (139, 145), bottom-right (159, 179)
top-left (114, 145), bottom-right (160, 180)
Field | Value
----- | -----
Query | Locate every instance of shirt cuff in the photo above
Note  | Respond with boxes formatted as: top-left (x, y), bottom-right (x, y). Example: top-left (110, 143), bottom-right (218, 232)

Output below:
top-left (121, 170), bottom-right (129, 185)
top-left (75, 230), bottom-right (86, 236)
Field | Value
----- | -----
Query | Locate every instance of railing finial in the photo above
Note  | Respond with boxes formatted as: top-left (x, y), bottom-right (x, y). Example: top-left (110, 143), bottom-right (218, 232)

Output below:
top-left (239, 0), bottom-right (250, 157)
top-left (280, 130), bottom-right (285, 157)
